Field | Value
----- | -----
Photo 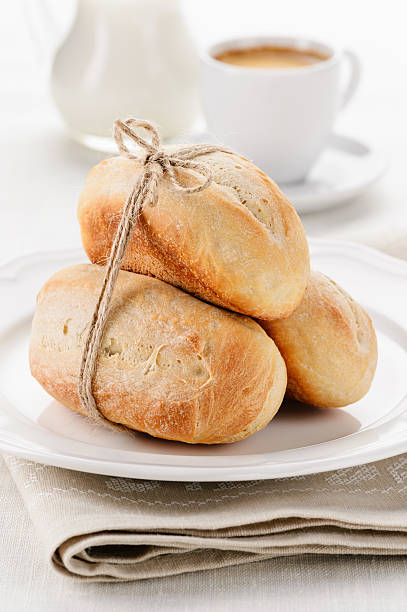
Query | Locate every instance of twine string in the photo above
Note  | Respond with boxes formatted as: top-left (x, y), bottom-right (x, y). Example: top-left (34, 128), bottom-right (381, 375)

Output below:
top-left (78, 118), bottom-right (228, 431)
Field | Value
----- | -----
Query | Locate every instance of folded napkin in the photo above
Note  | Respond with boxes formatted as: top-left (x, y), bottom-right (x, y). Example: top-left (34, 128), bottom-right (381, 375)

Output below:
top-left (4, 453), bottom-right (407, 582)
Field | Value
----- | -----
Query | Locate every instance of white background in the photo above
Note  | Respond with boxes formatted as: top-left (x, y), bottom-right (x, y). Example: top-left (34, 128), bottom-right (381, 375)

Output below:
top-left (1, 1), bottom-right (407, 610)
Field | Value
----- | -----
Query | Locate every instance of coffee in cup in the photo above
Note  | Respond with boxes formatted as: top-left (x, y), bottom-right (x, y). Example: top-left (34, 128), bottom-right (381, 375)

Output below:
top-left (215, 45), bottom-right (330, 70)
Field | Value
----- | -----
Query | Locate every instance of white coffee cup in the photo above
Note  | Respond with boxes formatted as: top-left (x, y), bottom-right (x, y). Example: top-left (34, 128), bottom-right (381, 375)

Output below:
top-left (201, 36), bottom-right (360, 184)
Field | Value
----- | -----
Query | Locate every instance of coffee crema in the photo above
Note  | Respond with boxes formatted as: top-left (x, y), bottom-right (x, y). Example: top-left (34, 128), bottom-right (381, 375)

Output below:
top-left (215, 45), bottom-right (330, 69)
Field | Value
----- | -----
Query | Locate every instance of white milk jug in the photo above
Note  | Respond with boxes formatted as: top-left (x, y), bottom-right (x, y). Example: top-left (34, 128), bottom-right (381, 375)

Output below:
top-left (40, 0), bottom-right (199, 149)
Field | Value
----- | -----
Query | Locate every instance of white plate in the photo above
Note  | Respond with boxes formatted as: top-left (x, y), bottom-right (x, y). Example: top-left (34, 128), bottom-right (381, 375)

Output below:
top-left (281, 134), bottom-right (387, 214)
top-left (0, 241), bottom-right (406, 481)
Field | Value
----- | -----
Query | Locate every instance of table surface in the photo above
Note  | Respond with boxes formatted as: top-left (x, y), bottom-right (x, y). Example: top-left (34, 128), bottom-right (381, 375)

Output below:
top-left (1, 0), bottom-right (406, 610)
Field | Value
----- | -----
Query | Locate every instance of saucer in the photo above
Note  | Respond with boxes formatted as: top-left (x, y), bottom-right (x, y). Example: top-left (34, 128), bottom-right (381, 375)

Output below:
top-left (281, 134), bottom-right (388, 214)
top-left (169, 131), bottom-right (387, 215)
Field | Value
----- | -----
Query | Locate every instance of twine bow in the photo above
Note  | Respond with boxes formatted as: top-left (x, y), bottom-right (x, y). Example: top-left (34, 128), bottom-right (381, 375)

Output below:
top-left (78, 118), bottom-right (229, 432)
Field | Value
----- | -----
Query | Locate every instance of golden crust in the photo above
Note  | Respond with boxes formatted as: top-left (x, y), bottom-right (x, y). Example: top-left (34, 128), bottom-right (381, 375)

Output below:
top-left (78, 150), bottom-right (310, 320)
top-left (29, 264), bottom-right (287, 444)
top-left (259, 271), bottom-right (378, 408)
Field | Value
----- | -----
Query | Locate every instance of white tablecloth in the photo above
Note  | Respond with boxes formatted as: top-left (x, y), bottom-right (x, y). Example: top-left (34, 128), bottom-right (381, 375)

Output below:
top-left (1, 0), bottom-right (407, 609)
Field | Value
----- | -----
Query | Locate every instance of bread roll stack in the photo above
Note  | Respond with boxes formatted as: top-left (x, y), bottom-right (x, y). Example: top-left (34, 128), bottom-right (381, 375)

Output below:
top-left (29, 144), bottom-right (377, 444)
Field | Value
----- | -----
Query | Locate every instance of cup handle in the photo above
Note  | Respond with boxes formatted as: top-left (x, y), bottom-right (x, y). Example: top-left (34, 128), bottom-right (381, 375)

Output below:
top-left (341, 49), bottom-right (361, 109)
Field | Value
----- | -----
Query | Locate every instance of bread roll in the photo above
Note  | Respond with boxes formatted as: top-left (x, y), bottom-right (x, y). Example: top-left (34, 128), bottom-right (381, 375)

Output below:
top-left (259, 271), bottom-right (377, 408)
top-left (78, 150), bottom-right (310, 320)
top-left (30, 264), bottom-right (287, 444)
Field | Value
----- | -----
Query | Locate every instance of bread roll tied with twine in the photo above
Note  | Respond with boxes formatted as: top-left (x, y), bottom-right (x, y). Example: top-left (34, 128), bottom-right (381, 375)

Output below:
top-left (79, 119), bottom-right (310, 321)
top-left (29, 265), bottom-right (287, 443)
top-left (30, 119), bottom-right (290, 441)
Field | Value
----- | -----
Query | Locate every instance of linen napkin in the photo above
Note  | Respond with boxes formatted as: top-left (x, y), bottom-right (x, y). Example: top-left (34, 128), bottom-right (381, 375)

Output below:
top-left (4, 453), bottom-right (407, 582)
